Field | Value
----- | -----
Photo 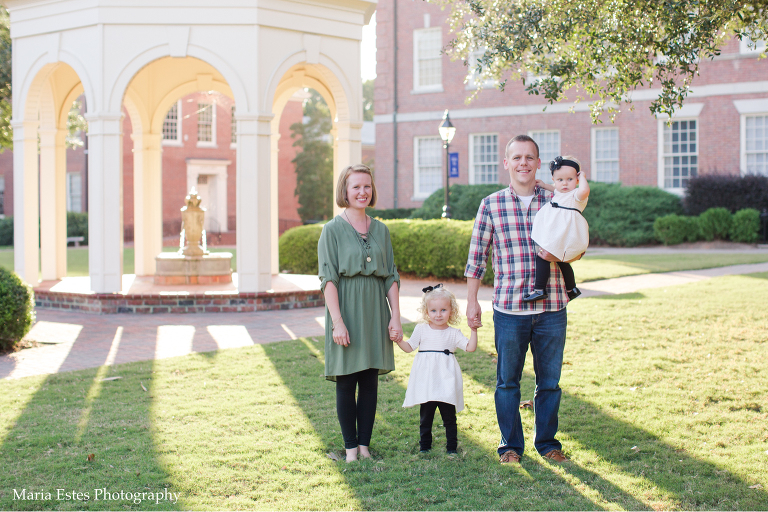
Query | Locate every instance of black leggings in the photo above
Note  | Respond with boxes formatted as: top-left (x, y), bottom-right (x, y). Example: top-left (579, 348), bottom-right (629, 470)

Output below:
top-left (419, 401), bottom-right (457, 451)
top-left (534, 255), bottom-right (576, 291)
top-left (336, 368), bottom-right (379, 449)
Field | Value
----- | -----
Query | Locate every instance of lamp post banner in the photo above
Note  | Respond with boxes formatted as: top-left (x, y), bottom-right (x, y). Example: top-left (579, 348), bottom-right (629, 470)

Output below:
top-left (449, 152), bottom-right (459, 178)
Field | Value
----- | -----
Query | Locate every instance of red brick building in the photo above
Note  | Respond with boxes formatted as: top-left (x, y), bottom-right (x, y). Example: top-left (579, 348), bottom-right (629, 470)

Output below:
top-left (374, 0), bottom-right (768, 208)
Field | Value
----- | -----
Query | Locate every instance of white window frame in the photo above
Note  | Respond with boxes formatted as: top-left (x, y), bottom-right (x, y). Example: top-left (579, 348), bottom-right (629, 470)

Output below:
top-left (197, 100), bottom-right (217, 148)
top-left (230, 105), bottom-right (237, 149)
top-left (741, 112), bottom-right (768, 177)
top-left (466, 49), bottom-right (496, 90)
top-left (66, 172), bottom-right (83, 212)
top-left (468, 133), bottom-right (499, 185)
top-left (413, 136), bottom-right (443, 200)
top-left (162, 99), bottom-right (183, 147)
top-left (739, 36), bottom-right (766, 54)
top-left (528, 130), bottom-right (560, 184)
top-left (591, 127), bottom-right (620, 183)
top-left (412, 27), bottom-right (443, 94)
top-left (657, 117), bottom-right (699, 194)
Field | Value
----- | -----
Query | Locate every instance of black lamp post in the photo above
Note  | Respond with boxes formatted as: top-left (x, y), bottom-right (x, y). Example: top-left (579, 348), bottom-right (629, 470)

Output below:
top-left (438, 109), bottom-right (456, 219)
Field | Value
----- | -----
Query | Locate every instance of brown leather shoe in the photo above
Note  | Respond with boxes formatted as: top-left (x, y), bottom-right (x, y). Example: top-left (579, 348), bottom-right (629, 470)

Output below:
top-left (499, 450), bottom-right (521, 464)
top-left (542, 449), bottom-right (569, 462)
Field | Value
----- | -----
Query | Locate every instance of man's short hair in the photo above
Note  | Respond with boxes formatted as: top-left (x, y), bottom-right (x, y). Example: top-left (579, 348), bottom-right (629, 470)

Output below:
top-left (505, 135), bottom-right (540, 159)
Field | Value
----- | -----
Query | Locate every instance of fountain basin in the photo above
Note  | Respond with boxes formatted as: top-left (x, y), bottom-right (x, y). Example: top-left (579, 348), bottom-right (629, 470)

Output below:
top-left (154, 252), bottom-right (233, 285)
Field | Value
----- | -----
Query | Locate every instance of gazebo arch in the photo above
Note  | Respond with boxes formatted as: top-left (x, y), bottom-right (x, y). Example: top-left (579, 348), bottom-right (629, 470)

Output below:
top-left (8, 0), bottom-right (373, 294)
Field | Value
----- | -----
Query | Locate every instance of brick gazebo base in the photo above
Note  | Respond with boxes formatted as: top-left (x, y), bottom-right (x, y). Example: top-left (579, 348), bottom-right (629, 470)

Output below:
top-left (33, 274), bottom-right (324, 314)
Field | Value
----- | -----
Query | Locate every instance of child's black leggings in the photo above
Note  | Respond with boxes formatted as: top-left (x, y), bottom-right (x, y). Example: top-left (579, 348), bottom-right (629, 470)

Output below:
top-left (336, 368), bottom-right (379, 449)
top-left (534, 255), bottom-right (576, 291)
top-left (419, 401), bottom-right (457, 451)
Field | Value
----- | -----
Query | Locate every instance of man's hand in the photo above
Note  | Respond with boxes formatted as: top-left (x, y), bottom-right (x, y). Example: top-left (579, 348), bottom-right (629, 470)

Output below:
top-left (466, 300), bottom-right (483, 329)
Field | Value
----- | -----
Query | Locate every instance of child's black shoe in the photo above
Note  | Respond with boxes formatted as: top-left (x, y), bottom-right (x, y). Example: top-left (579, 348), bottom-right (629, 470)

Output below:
top-left (447, 449), bottom-right (458, 455)
top-left (523, 289), bottom-right (547, 302)
top-left (567, 287), bottom-right (581, 300)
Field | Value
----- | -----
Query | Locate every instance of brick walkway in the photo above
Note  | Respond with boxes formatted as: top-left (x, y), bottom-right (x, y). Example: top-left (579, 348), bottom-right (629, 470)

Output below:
top-left (3, 259), bottom-right (767, 381)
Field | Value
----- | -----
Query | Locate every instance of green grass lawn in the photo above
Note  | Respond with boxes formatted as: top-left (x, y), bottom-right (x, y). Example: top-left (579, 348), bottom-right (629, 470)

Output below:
top-left (1, 273), bottom-right (767, 510)
top-left (0, 247), bottom-right (237, 277)
top-left (573, 252), bottom-right (768, 283)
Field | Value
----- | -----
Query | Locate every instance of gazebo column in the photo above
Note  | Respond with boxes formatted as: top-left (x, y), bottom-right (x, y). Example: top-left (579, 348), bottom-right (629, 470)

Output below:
top-left (270, 126), bottom-right (280, 275)
top-left (333, 121), bottom-right (363, 214)
top-left (132, 132), bottom-right (163, 276)
top-left (39, 128), bottom-right (68, 280)
top-left (12, 120), bottom-right (40, 286)
top-left (86, 112), bottom-right (124, 293)
top-left (236, 114), bottom-right (273, 292)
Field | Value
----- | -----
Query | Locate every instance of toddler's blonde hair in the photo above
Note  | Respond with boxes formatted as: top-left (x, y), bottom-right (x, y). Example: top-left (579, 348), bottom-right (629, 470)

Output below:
top-left (417, 286), bottom-right (461, 326)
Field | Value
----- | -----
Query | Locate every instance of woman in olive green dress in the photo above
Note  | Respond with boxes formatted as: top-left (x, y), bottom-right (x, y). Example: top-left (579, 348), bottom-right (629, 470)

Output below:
top-left (318, 164), bottom-right (403, 463)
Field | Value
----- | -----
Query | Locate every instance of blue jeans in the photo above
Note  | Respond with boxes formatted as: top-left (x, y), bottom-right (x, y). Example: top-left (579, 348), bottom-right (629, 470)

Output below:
top-left (493, 308), bottom-right (567, 456)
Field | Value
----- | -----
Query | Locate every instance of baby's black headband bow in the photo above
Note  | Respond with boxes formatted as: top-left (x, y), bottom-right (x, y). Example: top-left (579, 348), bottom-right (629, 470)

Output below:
top-left (549, 156), bottom-right (580, 174)
top-left (422, 283), bottom-right (443, 294)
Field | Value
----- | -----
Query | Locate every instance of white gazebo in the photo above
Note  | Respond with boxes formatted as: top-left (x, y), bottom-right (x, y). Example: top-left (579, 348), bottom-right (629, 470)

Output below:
top-left (9, 0), bottom-right (372, 293)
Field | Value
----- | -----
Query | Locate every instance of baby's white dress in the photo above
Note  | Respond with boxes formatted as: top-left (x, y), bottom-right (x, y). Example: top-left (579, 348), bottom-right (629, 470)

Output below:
top-left (531, 188), bottom-right (589, 261)
top-left (402, 323), bottom-right (470, 412)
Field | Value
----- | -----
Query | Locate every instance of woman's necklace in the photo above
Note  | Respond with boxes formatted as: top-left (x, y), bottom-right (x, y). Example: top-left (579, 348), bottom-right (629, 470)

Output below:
top-left (344, 210), bottom-right (372, 265)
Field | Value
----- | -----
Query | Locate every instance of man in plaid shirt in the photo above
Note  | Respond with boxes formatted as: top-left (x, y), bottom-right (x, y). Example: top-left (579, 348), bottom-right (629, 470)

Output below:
top-left (465, 135), bottom-right (579, 464)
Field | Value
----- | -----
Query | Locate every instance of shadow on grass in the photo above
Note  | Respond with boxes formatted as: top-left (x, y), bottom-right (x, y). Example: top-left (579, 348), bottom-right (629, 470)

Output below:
top-left (459, 322), bottom-right (768, 510)
top-left (263, 327), bottom-right (650, 510)
top-left (591, 292), bottom-right (647, 300)
top-left (0, 360), bottom-right (179, 510)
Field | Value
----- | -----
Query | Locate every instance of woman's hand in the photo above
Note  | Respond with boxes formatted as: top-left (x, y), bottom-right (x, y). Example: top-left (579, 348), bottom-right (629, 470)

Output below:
top-left (333, 320), bottom-right (350, 347)
top-left (388, 317), bottom-right (403, 343)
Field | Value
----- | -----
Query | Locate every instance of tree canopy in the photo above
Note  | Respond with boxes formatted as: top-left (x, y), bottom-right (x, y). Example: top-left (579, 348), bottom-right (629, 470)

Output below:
top-left (444, 0), bottom-right (768, 121)
top-left (0, 7), bottom-right (12, 150)
top-left (291, 90), bottom-right (334, 222)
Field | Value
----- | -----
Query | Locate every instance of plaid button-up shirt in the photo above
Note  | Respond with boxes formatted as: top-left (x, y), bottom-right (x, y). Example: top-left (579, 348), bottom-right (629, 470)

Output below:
top-left (464, 185), bottom-right (568, 312)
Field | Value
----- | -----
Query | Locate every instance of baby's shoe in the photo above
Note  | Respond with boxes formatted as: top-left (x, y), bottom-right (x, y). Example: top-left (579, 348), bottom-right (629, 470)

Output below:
top-left (567, 287), bottom-right (582, 300)
top-left (523, 289), bottom-right (548, 302)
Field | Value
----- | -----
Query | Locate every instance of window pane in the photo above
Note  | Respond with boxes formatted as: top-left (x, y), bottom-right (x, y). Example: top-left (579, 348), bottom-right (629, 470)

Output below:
top-left (417, 137), bottom-right (443, 196)
top-left (663, 120), bottom-right (697, 187)
top-left (530, 131), bottom-right (560, 183)
top-left (594, 128), bottom-right (620, 183)
top-left (745, 115), bottom-right (768, 176)
top-left (416, 29), bottom-right (442, 88)
top-left (198, 102), bottom-right (213, 142)
top-left (162, 102), bottom-right (179, 141)
top-left (66, 173), bottom-right (83, 213)
top-left (472, 134), bottom-right (498, 184)
top-left (231, 105), bottom-right (237, 144)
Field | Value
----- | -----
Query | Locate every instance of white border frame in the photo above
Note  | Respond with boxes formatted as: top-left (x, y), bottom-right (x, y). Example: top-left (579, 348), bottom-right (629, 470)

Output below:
top-left (161, 99), bottom-right (183, 147)
top-left (412, 27), bottom-right (444, 94)
top-left (196, 100), bottom-right (218, 148)
top-left (413, 135), bottom-right (443, 201)
top-left (657, 117), bottom-right (698, 195)
top-left (468, 132), bottom-right (499, 185)
top-left (591, 126), bottom-right (620, 183)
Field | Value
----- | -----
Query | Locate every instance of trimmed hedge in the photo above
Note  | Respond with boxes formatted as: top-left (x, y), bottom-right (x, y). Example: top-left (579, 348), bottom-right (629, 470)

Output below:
top-left (684, 174), bottom-right (768, 215)
top-left (698, 207), bottom-right (732, 241)
top-left (410, 184), bottom-right (507, 220)
top-left (653, 215), bottom-right (701, 245)
top-left (0, 267), bottom-right (35, 351)
top-left (279, 219), bottom-right (495, 285)
top-left (730, 208), bottom-right (761, 243)
top-left (583, 183), bottom-right (683, 246)
top-left (0, 212), bottom-right (89, 247)
top-left (367, 207), bottom-right (416, 220)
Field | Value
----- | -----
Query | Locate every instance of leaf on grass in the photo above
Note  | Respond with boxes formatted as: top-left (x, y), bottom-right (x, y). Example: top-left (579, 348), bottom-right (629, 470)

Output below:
top-left (101, 376), bottom-right (122, 382)
top-left (136, 471), bottom-right (140, 476)
top-left (519, 400), bottom-right (533, 410)
top-left (87, 453), bottom-right (95, 462)
top-left (492, 358), bottom-right (498, 364)
top-left (140, 381), bottom-right (148, 392)
top-left (631, 446), bottom-right (639, 451)
top-left (749, 484), bottom-right (763, 489)
top-left (327, 452), bottom-right (340, 461)
top-left (563, 361), bottom-right (572, 365)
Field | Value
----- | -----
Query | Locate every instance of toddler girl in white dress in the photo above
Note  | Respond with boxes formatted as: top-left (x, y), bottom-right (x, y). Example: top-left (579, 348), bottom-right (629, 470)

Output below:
top-left (524, 155), bottom-right (591, 303)
top-left (394, 284), bottom-right (478, 454)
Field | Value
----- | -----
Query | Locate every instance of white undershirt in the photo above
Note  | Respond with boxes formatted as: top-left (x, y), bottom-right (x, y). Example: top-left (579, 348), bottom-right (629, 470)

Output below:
top-left (517, 194), bottom-right (534, 209)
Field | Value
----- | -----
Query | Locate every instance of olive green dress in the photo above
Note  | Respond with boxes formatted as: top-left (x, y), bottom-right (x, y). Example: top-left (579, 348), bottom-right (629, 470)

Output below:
top-left (318, 216), bottom-right (400, 381)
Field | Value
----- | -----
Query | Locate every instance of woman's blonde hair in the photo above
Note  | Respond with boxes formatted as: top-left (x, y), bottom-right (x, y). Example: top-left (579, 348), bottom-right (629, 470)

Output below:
top-left (335, 164), bottom-right (378, 208)
top-left (417, 286), bottom-right (461, 326)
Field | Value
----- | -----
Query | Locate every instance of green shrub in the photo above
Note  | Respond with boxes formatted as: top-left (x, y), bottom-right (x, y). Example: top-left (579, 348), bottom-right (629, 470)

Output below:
top-left (279, 223), bottom-right (324, 274)
top-left (66, 212), bottom-right (88, 245)
top-left (583, 183), bottom-right (683, 246)
top-left (0, 216), bottom-right (12, 246)
top-left (410, 184), bottom-right (507, 220)
top-left (653, 215), bottom-right (700, 245)
top-left (0, 267), bottom-right (35, 351)
top-left (729, 208), bottom-right (760, 243)
top-left (367, 207), bottom-right (416, 220)
top-left (279, 219), bottom-right (496, 285)
top-left (698, 207), bottom-right (733, 241)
